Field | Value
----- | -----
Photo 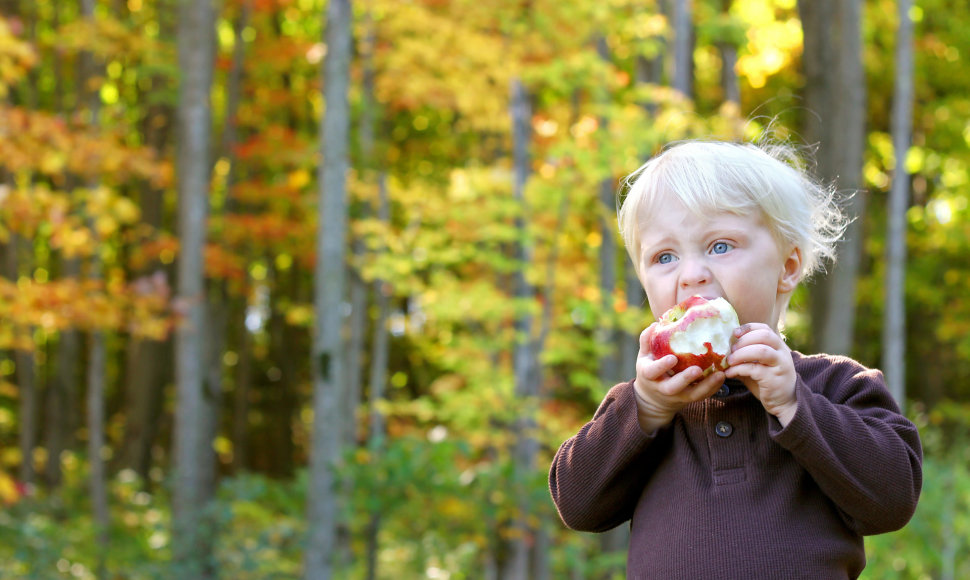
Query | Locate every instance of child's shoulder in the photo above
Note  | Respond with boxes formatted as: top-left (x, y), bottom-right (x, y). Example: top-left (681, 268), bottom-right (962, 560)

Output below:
top-left (791, 350), bottom-right (888, 398)
top-left (791, 350), bottom-right (872, 370)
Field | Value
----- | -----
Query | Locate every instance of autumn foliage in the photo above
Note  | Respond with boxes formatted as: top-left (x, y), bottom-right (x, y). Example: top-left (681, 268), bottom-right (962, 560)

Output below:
top-left (2, 0), bottom-right (970, 577)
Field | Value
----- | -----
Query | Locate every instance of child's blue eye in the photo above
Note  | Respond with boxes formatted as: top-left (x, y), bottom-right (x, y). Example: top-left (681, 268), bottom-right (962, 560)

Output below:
top-left (711, 242), bottom-right (732, 255)
top-left (657, 252), bottom-right (675, 264)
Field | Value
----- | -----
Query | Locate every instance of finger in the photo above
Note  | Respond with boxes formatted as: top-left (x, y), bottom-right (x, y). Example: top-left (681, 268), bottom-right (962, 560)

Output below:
top-left (689, 371), bottom-right (726, 399)
top-left (724, 363), bottom-right (762, 382)
top-left (725, 362), bottom-right (784, 386)
top-left (638, 353), bottom-right (678, 381)
top-left (733, 323), bottom-right (781, 344)
top-left (659, 365), bottom-right (706, 396)
top-left (728, 344), bottom-right (779, 367)
top-left (639, 323), bottom-right (657, 357)
top-left (732, 326), bottom-right (781, 348)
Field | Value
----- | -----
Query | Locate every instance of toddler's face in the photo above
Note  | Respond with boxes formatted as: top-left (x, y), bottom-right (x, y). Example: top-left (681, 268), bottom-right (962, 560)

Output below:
top-left (636, 194), bottom-right (801, 330)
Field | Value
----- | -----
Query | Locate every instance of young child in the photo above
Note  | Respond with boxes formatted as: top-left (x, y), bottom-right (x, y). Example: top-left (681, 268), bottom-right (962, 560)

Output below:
top-left (549, 140), bottom-right (922, 578)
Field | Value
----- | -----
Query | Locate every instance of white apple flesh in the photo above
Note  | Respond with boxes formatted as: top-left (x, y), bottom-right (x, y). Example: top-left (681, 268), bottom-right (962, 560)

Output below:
top-left (646, 295), bottom-right (740, 375)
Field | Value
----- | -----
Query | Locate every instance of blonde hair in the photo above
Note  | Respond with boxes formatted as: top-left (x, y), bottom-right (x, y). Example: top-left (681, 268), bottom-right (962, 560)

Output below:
top-left (617, 139), bottom-right (848, 283)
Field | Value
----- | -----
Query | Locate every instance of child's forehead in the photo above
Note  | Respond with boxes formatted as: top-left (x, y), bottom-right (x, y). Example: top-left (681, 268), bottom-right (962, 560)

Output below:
top-left (639, 200), bottom-right (758, 229)
top-left (636, 190), bottom-right (773, 239)
top-left (638, 185), bottom-right (749, 222)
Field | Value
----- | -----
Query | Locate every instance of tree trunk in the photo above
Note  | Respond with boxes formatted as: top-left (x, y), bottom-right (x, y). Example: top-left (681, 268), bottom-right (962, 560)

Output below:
top-left (344, 5), bottom-right (381, 453)
top-left (204, 284), bottom-right (227, 465)
top-left (595, 37), bottom-right (621, 391)
top-left (79, 0), bottom-right (109, 572)
top-left (718, 0), bottom-right (740, 105)
top-left (48, 1), bottom-right (85, 487)
top-left (86, 327), bottom-right (109, 576)
top-left (595, 37), bottom-right (633, 578)
top-left (503, 76), bottom-right (539, 580)
top-left (267, 265), bottom-right (300, 477)
top-left (305, 0), bottom-right (352, 578)
top-left (532, 149), bottom-right (569, 580)
top-left (121, 0), bottom-right (175, 485)
top-left (48, 290), bottom-right (78, 488)
top-left (363, 14), bottom-right (387, 454)
top-left (121, 330), bottom-right (169, 482)
top-left (232, 302), bottom-right (253, 472)
top-left (2, 235), bottom-right (39, 485)
top-left (362, 15), bottom-right (388, 569)
top-left (798, 0), bottom-right (867, 355)
top-left (49, 228), bottom-right (81, 489)
top-left (941, 467), bottom-right (957, 580)
top-left (16, 344), bottom-right (38, 484)
top-left (362, 18), bottom-right (388, 554)
top-left (172, 0), bottom-right (218, 577)
top-left (672, 0), bottom-right (694, 97)
top-left (364, 177), bottom-right (391, 580)
top-left (343, 267), bottom-right (366, 446)
top-left (216, 0), bottom-right (252, 476)
top-left (882, 0), bottom-right (913, 408)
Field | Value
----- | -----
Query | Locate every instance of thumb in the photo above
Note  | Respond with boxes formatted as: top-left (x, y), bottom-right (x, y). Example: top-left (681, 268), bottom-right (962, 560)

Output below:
top-left (639, 323), bottom-right (656, 358)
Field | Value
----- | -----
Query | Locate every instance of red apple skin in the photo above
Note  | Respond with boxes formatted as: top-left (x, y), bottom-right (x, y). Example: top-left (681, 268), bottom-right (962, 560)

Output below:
top-left (645, 296), bottom-right (739, 375)
top-left (649, 336), bottom-right (727, 375)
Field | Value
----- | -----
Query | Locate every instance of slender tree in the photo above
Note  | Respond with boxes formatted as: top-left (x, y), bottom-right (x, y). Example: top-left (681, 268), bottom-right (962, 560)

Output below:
top-left (4, 236), bottom-right (38, 486)
top-left (798, 0), bottom-right (867, 355)
top-left (595, 37), bottom-right (621, 391)
top-left (305, 0), bottom-right (352, 578)
top-left (364, 177), bottom-right (390, 580)
top-left (594, 38), bottom-right (630, 575)
top-left (120, 0), bottom-right (176, 484)
top-left (718, 0), bottom-right (740, 105)
top-left (343, 2), bottom-right (377, 453)
top-left (0, 2), bottom-right (39, 490)
top-left (48, 0), bottom-right (80, 490)
top-left (359, 12), bottom-right (390, 578)
top-left (221, 0), bottom-right (253, 474)
top-left (503, 76), bottom-right (539, 580)
top-left (78, 0), bottom-right (109, 573)
top-left (172, 0), bottom-right (218, 577)
top-left (883, 0), bottom-right (914, 408)
top-left (672, 0), bottom-right (694, 97)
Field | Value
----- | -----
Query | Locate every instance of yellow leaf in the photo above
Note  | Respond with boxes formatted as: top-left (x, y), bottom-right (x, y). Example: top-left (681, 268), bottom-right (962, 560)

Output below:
top-left (0, 473), bottom-right (20, 505)
top-left (288, 169), bottom-right (311, 190)
top-left (40, 151), bottom-right (67, 174)
top-left (113, 197), bottom-right (140, 224)
top-left (285, 304), bottom-right (314, 327)
top-left (95, 215), bottom-right (118, 237)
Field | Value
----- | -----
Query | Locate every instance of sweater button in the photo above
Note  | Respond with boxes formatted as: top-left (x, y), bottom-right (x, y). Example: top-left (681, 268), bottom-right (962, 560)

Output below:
top-left (716, 384), bottom-right (730, 397)
top-left (715, 421), bottom-right (733, 438)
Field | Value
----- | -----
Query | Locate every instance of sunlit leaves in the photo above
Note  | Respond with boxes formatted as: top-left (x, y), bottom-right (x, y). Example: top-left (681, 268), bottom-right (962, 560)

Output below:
top-left (0, 274), bottom-right (171, 350)
top-left (0, 17), bottom-right (37, 97)
top-left (732, 0), bottom-right (801, 89)
top-left (0, 108), bottom-right (166, 186)
top-left (51, 14), bottom-right (154, 62)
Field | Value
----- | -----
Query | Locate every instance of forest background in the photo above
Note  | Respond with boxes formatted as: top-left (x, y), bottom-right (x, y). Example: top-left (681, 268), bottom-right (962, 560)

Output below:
top-left (1, 0), bottom-right (969, 578)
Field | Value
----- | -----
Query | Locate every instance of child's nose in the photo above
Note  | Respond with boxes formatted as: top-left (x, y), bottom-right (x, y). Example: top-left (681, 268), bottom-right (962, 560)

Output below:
top-left (678, 256), bottom-right (711, 288)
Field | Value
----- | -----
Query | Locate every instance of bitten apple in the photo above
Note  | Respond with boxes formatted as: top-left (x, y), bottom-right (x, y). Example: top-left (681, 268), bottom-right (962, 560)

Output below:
top-left (645, 295), bottom-right (740, 375)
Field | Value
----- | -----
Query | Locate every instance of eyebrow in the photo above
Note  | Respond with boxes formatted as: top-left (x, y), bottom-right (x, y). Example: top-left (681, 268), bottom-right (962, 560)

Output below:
top-left (638, 235), bottom-right (675, 265)
top-left (705, 227), bottom-right (749, 240)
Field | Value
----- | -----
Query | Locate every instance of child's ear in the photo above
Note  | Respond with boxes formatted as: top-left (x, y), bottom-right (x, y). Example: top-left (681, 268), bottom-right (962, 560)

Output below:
top-left (778, 247), bottom-right (802, 294)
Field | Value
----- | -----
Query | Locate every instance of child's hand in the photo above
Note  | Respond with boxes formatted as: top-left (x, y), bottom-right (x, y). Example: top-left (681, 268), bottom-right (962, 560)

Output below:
top-left (724, 323), bottom-right (798, 426)
top-left (633, 324), bottom-right (726, 432)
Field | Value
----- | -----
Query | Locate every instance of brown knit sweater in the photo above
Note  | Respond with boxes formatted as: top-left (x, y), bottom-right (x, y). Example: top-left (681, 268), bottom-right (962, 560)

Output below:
top-left (549, 352), bottom-right (922, 579)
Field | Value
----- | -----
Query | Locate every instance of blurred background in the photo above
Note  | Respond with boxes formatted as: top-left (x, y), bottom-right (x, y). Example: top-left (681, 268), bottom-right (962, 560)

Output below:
top-left (0, 0), bottom-right (968, 578)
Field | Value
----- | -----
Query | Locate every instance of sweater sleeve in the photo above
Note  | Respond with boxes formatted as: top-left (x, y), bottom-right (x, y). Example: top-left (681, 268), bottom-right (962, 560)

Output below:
top-left (549, 380), bottom-right (663, 532)
top-left (770, 354), bottom-right (923, 535)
